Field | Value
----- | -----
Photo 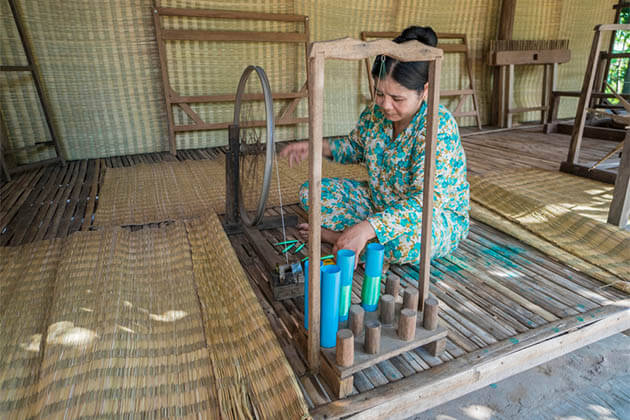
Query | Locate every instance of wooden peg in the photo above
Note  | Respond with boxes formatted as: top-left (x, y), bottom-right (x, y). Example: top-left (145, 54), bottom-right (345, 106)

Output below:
top-left (423, 297), bottom-right (439, 331)
top-left (349, 304), bottom-right (364, 337)
top-left (385, 277), bottom-right (400, 298)
top-left (379, 294), bottom-right (395, 325)
top-left (398, 308), bottom-right (417, 341)
top-left (364, 320), bottom-right (381, 354)
top-left (336, 329), bottom-right (354, 367)
top-left (403, 287), bottom-right (419, 310)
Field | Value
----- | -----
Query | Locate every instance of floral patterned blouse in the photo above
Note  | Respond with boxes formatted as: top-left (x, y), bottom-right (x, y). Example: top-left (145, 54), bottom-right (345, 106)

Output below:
top-left (328, 101), bottom-right (470, 257)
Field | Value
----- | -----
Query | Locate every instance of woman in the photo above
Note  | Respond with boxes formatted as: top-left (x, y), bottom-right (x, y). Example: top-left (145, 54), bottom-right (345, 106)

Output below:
top-left (280, 26), bottom-right (470, 265)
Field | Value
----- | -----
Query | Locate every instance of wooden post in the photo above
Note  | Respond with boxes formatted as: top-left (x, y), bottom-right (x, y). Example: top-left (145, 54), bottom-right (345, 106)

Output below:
top-left (398, 309), bottom-right (417, 341)
top-left (423, 297), bottom-right (440, 331)
top-left (506, 64), bottom-right (514, 128)
top-left (385, 277), bottom-right (400, 299)
top-left (418, 57), bottom-right (441, 313)
top-left (379, 294), bottom-right (395, 325)
top-left (493, 0), bottom-right (516, 126)
top-left (336, 329), bottom-right (354, 367)
top-left (403, 287), bottom-right (419, 310)
top-left (567, 27), bottom-right (603, 164)
top-left (307, 50), bottom-right (325, 371)
top-left (349, 304), bottom-right (365, 337)
top-left (225, 125), bottom-right (240, 226)
top-left (152, 7), bottom-right (177, 155)
top-left (607, 133), bottom-right (630, 227)
top-left (364, 320), bottom-right (381, 354)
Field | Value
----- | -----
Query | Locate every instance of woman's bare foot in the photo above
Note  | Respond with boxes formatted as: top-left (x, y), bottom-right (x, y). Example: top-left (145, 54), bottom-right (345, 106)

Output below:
top-left (297, 223), bottom-right (341, 245)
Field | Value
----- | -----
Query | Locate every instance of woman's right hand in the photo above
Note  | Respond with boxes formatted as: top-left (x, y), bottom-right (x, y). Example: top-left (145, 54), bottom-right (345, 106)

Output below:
top-left (279, 141), bottom-right (309, 167)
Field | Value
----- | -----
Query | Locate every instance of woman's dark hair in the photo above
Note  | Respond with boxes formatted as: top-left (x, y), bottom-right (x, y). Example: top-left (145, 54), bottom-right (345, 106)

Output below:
top-left (371, 26), bottom-right (438, 92)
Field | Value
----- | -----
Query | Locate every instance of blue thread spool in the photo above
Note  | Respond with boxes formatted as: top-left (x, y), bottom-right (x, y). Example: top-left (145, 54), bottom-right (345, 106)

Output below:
top-left (320, 264), bottom-right (341, 348)
top-left (361, 242), bottom-right (385, 312)
top-left (336, 249), bottom-right (355, 322)
top-left (304, 259), bottom-right (323, 330)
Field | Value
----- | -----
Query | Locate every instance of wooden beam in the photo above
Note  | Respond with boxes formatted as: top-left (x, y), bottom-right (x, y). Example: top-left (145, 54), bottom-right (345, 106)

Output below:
top-left (488, 48), bottom-right (571, 66)
top-left (7, 0), bottom-right (64, 165)
top-left (418, 58), bottom-right (441, 313)
top-left (170, 91), bottom-right (307, 104)
top-left (307, 50), bottom-right (325, 371)
top-left (607, 134), bottom-right (630, 227)
top-left (309, 38), bottom-right (442, 62)
top-left (162, 29), bottom-right (307, 43)
top-left (152, 7), bottom-right (177, 155)
top-left (559, 161), bottom-right (617, 184)
top-left (567, 28), bottom-right (603, 164)
top-left (0, 65), bottom-right (31, 72)
top-left (497, 0), bottom-right (517, 40)
top-left (173, 117), bottom-right (308, 132)
top-left (493, 0), bottom-right (516, 126)
top-left (311, 300), bottom-right (630, 419)
top-left (156, 6), bottom-right (306, 22)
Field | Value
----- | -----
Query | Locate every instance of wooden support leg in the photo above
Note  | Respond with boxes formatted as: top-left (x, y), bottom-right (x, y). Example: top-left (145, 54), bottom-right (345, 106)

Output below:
top-left (608, 135), bottom-right (630, 228)
top-left (567, 28), bottom-right (603, 165)
top-left (506, 64), bottom-right (514, 128)
top-left (497, 66), bottom-right (507, 128)
top-left (321, 355), bottom-right (354, 399)
top-left (425, 337), bottom-right (446, 357)
top-left (544, 92), bottom-right (561, 134)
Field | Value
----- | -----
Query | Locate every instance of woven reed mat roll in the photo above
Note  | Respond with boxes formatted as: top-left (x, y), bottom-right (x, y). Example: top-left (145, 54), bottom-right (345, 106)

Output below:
top-left (470, 169), bottom-right (630, 293)
top-left (185, 212), bottom-right (309, 420)
top-left (94, 157), bottom-right (367, 227)
top-left (30, 225), bottom-right (219, 418)
top-left (0, 240), bottom-right (63, 419)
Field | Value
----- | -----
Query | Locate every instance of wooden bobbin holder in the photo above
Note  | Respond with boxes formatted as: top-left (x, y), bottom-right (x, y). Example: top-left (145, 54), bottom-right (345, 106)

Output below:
top-left (317, 295), bottom-right (447, 399)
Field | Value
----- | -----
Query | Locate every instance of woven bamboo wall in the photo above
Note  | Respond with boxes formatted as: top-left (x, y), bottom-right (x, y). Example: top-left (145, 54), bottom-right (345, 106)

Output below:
top-left (0, 0), bottom-right (619, 161)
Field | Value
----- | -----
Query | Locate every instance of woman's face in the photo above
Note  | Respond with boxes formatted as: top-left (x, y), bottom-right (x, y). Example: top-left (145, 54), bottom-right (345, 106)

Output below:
top-left (374, 76), bottom-right (426, 124)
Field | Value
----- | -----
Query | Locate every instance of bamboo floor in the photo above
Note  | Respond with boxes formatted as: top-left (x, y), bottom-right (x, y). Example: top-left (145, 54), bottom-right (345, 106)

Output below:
top-left (1, 128), bottom-right (629, 418)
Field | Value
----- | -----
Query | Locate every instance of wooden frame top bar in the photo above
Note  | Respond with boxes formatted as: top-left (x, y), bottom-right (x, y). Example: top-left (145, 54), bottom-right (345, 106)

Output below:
top-left (156, 7), bottom-right (307, 22)
top-left (309, 37), bottom-right (443, 61)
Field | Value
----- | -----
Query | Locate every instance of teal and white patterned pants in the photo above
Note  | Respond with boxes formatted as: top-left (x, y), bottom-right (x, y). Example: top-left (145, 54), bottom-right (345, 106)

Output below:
top-left (299, 177), bottom-right (466, 265)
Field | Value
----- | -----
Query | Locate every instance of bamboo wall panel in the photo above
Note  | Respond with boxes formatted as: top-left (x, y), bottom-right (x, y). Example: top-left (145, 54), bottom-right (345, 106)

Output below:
top-left (0, 0), bottom-right (620, 162)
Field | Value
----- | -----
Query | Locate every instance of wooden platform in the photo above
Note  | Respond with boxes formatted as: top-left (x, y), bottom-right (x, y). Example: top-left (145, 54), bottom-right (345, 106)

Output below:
top-left (1, 129), bottom-right (629, 418)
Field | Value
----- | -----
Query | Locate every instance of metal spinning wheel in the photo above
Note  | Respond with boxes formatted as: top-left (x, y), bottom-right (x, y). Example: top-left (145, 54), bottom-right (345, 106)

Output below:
top-left (232, 65), bottom-right (275, 226)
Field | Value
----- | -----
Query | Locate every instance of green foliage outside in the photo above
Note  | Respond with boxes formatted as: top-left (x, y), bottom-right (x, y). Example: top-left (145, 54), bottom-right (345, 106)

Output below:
top-left (606, 8), bottom-right (630, 96)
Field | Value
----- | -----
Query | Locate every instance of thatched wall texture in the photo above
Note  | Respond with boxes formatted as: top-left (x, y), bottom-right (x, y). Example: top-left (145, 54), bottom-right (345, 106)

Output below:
top-left (0, 0), bottom-right (618, 161)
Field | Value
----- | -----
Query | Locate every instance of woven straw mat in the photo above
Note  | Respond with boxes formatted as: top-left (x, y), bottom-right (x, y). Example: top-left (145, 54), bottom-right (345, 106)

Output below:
top-left (93, 156), bottom-right (368, 227)
top-left (0, 240), bottom-right (64, 419)
top-left (0, 217), bottom-right (309, 418)
top-left (185, 212), bottom-right (309, 420)
top-left (470, 168), bottom-right (630, 293)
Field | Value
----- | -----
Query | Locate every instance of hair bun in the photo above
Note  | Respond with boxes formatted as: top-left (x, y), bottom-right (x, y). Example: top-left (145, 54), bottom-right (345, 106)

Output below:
top-left (394, 26), bottom-right (438, 47)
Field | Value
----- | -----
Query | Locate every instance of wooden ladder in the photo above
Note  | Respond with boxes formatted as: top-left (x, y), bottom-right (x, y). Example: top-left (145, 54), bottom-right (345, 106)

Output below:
top-left (0, 0), bottom-right (65, 181)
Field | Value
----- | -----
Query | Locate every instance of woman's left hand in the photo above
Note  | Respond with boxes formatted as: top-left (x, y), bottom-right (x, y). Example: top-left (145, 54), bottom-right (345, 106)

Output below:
top-left (332, 221), bottom-right (377, 268)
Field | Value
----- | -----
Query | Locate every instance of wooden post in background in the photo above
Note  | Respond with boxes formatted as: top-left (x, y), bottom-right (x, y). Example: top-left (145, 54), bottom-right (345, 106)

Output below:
top-left (493, 0), bottom-right (517, 126)
top-left (418, 57), bottom-right (441, 313)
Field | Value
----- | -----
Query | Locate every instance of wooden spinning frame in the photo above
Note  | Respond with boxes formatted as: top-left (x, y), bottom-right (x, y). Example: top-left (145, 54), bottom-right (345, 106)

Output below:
top-left (304, 37), bottom-right (444, 374)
